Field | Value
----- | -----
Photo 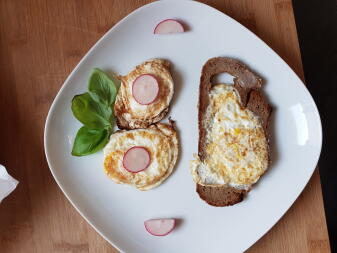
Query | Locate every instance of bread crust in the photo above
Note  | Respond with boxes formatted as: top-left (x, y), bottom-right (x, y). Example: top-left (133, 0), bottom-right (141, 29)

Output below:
top-left (197, 57), bottom-right (272, 206)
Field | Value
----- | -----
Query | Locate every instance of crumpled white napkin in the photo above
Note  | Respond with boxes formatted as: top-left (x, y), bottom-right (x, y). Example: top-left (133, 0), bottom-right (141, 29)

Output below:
top-left (0, 164), bottom-right (19, 203)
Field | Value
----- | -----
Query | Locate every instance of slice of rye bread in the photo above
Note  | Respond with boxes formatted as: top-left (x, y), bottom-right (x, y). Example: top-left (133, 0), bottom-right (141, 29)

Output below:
top-left (196, 57), bottom-right (272, 207)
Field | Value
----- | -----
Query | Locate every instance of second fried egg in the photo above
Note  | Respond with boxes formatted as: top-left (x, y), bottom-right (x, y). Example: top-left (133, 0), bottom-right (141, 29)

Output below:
top-left (103, 123), bottom-right (178, 191)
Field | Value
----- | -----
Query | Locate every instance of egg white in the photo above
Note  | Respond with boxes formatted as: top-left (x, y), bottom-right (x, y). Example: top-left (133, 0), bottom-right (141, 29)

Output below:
top-left (103, 123), bottom-right (178, 190)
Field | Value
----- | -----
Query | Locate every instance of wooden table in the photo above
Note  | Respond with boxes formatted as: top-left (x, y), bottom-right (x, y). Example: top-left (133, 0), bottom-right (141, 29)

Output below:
top-left (0, 0), bottom-right (331, 252)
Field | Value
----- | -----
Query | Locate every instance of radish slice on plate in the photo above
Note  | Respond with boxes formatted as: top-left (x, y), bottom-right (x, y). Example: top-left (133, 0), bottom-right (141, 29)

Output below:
top-left (144, 219), bottom-right (175, 236)
top-left (123, 146), bottom-right (151, 173)
top-left (154, 19), bottom-right (184, 34)
top-left (132, 74), bottom-right (159, 105)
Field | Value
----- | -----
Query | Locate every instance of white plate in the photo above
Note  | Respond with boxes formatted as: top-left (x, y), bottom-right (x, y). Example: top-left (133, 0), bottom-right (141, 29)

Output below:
top-left (44, 1), bottom-right (322, 252)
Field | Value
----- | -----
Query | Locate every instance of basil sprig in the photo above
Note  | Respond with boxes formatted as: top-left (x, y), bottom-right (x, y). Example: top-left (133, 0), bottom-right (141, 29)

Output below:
top-left (71, 69), bottom-right (119, 156)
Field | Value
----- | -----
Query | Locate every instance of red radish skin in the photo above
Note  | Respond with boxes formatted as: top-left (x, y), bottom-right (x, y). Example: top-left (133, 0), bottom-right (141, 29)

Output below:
top-left (154, 19), bottom-right (184, 34)
top-left (132, 74), bottom-right (159, 105)
top-left (144, 219), bottom-right (176, 236)
top-left (123, 146), bottom-right (151, 173)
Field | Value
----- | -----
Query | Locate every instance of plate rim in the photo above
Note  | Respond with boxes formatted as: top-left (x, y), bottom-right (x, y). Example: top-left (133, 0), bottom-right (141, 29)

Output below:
top-left (44, 0), bottom-right (323, 252)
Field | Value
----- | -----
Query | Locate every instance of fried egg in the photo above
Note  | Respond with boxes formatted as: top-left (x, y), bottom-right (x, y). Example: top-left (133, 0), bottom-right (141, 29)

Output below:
top-left (103, 123), bottom-right (178, 190)
top-left (190, 84), bottom-right (268, 190)
top-left (114, 59), bottom-right (174, 129)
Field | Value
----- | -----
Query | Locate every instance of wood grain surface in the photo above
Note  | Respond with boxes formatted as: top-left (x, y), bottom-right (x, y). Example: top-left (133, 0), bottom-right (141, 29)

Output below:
top-left (0, 0), bottom-right (330, 252)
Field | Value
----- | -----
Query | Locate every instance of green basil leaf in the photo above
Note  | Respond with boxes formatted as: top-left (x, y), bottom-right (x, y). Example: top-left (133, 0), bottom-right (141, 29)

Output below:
top-left (71, 92), bottom-right (112, 129)
top-left (88, 68), bottom-right (118, 106)
top-left (88, 91), bottom-right (106, 106)
top-left (71, 126), bottom-right (110, 156)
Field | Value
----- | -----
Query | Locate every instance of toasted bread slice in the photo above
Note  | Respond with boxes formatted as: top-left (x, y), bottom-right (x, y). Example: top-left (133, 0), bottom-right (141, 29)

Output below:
top-left (114, 59), bottom-right (174, 130)
top-left (195, 57), bottom-right (272, 206)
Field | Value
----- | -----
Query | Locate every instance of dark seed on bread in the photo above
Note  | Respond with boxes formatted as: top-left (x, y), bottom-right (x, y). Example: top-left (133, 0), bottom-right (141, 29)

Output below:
top-left (196, 57), bottom-right (272, 206)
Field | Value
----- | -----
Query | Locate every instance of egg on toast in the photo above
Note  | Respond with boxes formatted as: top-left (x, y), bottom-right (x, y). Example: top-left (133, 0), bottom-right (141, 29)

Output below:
top-left (190, 57), bottom-right (272, 206)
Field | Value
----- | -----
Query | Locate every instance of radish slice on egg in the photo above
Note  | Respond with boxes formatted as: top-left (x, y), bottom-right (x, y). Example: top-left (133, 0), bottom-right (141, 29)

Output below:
top-left (132, 74), bottom-right (159, 105)
top-left (144, 219), bottom-right (176, 236)
top-left (123, 146), bottom-right (151, 173)
top-left (154, 19), bottom-right (184, 34)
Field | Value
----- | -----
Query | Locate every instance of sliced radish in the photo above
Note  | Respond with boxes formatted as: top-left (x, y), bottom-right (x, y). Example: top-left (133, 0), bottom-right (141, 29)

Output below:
top-left (123, 146), bottom-right (151, 173)
top-left (144, 219), bottom-right (175, 236)
top-left (154, 19), bottom-right (184, 34)
top-left (132, 74), bottom-right (159, 105)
